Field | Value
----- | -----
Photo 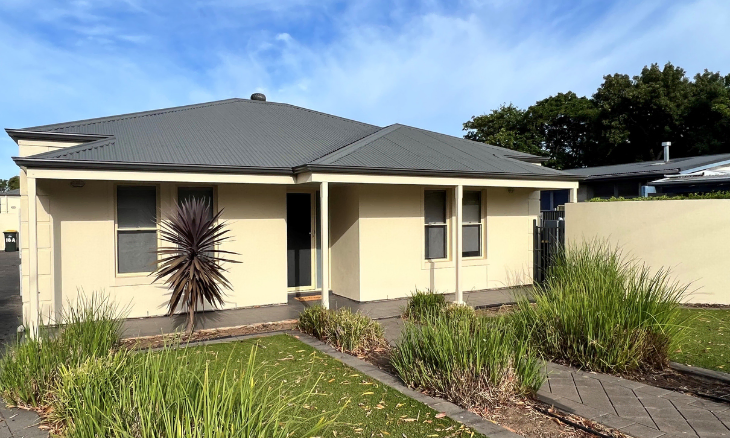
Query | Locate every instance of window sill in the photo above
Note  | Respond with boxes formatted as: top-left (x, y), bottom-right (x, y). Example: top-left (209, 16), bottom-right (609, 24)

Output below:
top-left (113, 274), bottom-right (156, 287)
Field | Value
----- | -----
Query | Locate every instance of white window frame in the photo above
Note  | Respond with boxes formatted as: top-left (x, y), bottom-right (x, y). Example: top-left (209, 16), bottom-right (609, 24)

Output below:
top-left (424, 189), bottom-right (450, 261)
top-left (114, 184), bottom-right (160, 276)
top-left (462, 190), bottom-right (483, 258)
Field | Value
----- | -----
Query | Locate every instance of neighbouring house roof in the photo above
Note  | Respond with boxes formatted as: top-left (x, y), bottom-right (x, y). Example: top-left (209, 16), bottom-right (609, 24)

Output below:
top-left (3, 189), bottom-right (19, 196)
top-left (650, 169), bottom-right (730, 186)
top-left (9, 97), bottom-right (577, 181)
top-left (565, 154), bottom-right (730, 181)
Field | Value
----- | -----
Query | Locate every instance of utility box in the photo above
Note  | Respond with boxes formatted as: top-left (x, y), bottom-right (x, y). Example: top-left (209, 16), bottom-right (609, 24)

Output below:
top-left (4, 231), bottom-right (17, 252)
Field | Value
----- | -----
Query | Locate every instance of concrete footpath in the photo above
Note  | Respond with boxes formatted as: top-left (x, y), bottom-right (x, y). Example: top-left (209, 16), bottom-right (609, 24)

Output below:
top-left (536, 362), bottom-right (730, 438)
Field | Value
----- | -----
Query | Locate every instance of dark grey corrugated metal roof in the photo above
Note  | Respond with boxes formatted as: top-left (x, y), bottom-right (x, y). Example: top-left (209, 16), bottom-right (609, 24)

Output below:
top-left (21, 98), bottom-right (380, 169)
top-left (565, 154), bottom-right (730, 180)
top-left (10, 98), bottom-right (576, 180)
top-left (4, 189), bottom-right (19, 196)
top-left (307, 124), bottom-right (568, 178)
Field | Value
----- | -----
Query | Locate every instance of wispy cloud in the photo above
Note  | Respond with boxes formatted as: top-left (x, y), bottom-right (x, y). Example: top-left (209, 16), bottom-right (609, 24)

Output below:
top-left (0, 0), bottom-right (728, 176)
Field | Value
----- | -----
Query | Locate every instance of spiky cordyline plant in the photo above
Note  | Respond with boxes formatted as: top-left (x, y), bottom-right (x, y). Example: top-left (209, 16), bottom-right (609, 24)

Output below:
top-left (153, 198), bottom-right (239, 335)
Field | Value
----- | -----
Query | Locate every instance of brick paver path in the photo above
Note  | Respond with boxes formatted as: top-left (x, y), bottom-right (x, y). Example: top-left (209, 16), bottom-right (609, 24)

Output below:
top-left (537, 362), bottom-right (730, 438)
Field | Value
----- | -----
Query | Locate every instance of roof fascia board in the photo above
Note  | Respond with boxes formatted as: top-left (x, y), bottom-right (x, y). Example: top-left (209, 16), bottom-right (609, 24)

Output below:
top-left (295, 164), bottom-right (582, 182)
top-left (5, 129), bottom-right (111, 143)
top-left (13, 157), bottom-right (293, 176)
top-left (299, 171), bottom-right (579, 189)
top-left (25, 167), bottom-right (296, 185)
top-left (579, 170), bottom-right (679, 181)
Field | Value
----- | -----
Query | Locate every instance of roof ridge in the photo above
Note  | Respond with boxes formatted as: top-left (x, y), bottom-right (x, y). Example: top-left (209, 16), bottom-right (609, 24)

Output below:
top-left (22, 98), bottom-right (243, 132)
top-left (262, 101), bottom-right (379, 130)
top-left (29, 136), bottom-right (117, 159)
top-left (310, 124), bottom-right (402, 165)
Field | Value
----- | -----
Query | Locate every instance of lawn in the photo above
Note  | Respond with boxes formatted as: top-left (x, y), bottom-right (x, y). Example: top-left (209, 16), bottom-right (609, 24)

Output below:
top-left (194, 333), bottom-right (482, 438)
top-left (671, 308), bottom-right (730, 372)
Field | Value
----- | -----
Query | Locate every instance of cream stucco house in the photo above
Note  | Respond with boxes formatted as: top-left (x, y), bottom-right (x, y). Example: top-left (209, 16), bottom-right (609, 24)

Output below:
top-left (8, 95), bottom-right (579, 326)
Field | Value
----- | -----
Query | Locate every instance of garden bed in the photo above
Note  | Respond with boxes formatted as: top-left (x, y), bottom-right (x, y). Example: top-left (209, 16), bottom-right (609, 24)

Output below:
top-left (120, 319), bottom-right (297, 349)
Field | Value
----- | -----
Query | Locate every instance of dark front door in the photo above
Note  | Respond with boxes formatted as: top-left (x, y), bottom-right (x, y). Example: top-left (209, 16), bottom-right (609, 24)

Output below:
top-left (287, 193), bottom-right (312, 288)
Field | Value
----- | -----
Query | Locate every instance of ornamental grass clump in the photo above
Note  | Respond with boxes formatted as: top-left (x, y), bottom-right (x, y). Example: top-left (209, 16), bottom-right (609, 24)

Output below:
top-left (403, 289), bottom-right (446, 322)
top-left (512, 241), bottom-right (688, 374)
top-left (0, 294), bottom-right (123, 406)
top-left (48, 346), bottom-right (337, 438)
top-left (390, 313), bottom-right (543, 408)
top-left (298, 306), bottom-right (387, 355)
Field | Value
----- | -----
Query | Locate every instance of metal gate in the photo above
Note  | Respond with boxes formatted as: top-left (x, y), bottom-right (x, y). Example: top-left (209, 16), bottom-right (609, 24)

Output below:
top-left (533, 210), bottom-right (565, 284)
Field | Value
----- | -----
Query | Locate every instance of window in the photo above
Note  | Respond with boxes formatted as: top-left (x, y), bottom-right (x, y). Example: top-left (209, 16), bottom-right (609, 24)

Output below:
top-left (116, 186), bottom-right (157, 274)
top-left (462, 191), bottom-right (482, 257)
top-left (616, 181), bottom-right (639, 197)
top-left (424, 190), bottom-right (447, 260)
top-left (592, 183), bottom-right (615, 198)
top-left (178, 187), bottom-right (214, 221)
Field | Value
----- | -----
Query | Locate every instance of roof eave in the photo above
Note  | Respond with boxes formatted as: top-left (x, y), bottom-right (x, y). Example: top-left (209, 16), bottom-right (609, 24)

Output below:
top-left (12, 157), bottom-right (294, 176)
top-left (5, 129), bottom-right (111, 143)
top-left (294, 164), bottom-right (583, 182)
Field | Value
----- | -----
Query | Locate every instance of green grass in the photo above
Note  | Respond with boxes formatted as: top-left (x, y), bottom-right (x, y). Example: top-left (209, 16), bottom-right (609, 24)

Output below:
top-left (403, 289), bottom-right (447, 322)
top-left (298, 306), bottom-right (387, 355)
top-left (193, 334), bottom-right (482, 437)
top-left (671, 308), bottom-right (730, 373)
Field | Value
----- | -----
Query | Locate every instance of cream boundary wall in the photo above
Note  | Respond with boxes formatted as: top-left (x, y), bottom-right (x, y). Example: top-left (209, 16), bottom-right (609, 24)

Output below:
top-left (329, 184), bottom-right (539, 301)
top-left (565, 200), bottom-right (730, 305)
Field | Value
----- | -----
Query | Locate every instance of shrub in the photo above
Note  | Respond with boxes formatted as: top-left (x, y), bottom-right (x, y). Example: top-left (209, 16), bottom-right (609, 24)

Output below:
top-left (48, 346), bottom-right (337, 438)
top-left (298, 306), bottom-right (387, 354)
top-left (588, 191), bottom-right (730, 202)
top-left (391, 314), bottom-right (543, 408)
top-left (444, 302), bottom-right (476, 322)
top-left (0, 294), bottom-right (123, 406)
top-left (512, 241), bottom-right (688, 373)
top-left (404, 290), bottom-right (446, 322)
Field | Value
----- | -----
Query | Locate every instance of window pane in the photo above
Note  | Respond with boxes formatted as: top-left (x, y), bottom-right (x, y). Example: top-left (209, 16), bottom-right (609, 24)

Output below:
top-left (593, 183), bottom-right (614, 198)
top-left (118, 230), bottom-right (157, 273)
top-left (424, 190), bottom-right (446, 224)
top-left (463, 191), bottom-right (481, 223)
top-left (463, 224), bottom-right (481, 257)
top-left (425, 225), bottom-right (446, 259)
top-left (178, 187), bottom-right (214, 221)
top-left (117, 186), bottom-right (157, 228)
top-left (616, 181), bottom-right (638, 197)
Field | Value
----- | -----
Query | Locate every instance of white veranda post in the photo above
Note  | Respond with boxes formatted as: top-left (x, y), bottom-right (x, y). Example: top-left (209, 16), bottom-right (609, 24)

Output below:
top-left (455, 184), bottom-right (463, 304)
top-left (320, 182), bottom-right (330, 309)
top-left (27, 176), bottom-right (40, 335)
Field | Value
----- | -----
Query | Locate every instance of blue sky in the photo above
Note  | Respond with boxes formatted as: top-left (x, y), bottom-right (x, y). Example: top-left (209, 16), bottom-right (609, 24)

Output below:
top-left (1, 0), bottom-right (729, 177)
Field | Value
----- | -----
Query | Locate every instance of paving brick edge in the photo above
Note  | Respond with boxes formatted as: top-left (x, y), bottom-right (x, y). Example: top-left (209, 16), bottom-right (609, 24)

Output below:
top-left (286, 331), bottom-right (523, 438)
top-left (669, 362), bottom-right (730, 384)
top-left (538, 363), bottom-right (700, 438)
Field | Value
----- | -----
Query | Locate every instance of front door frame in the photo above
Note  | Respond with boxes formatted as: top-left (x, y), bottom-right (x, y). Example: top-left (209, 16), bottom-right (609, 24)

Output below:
top-left (286, 188), bottom-right (318, 292)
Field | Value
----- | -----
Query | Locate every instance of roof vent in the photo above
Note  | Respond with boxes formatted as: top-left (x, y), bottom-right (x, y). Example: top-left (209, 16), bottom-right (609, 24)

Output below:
top-left (250, 93), bottom-right (266, 102)
top-left (662, 141), bottom-right (671, 163)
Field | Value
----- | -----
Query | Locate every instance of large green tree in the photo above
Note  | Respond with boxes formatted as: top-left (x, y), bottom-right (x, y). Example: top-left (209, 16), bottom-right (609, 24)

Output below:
top-left (464, 63), bottom-right (730, 169)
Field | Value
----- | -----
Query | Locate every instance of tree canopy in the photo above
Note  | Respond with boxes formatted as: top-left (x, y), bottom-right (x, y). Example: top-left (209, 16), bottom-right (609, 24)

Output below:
top-left (463, 63), bottom-right (730, 169)
top-left (0, 176), bottom-right (20, 192)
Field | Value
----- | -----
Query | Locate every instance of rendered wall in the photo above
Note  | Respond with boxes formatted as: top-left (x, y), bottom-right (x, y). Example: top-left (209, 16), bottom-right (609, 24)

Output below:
top-left (37, 179), bottom-right (288, 319)
top-left (329, 184), bottom-right (361, 300)
top-left (0, 195), bottom-right (21, 234)
top-left (565, 200), bottom-right (730, 304)
top-left (356, 185), bottom-right (538, 301)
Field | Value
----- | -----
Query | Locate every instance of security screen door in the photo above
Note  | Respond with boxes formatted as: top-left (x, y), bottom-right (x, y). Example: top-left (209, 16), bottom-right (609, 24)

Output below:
top-left (287, 193), bottom-right (313, 288)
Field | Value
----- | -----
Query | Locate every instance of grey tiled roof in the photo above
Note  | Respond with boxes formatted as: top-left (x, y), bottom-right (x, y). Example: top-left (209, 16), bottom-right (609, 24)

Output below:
top-left (565, 154), bottom-right (730, 180)
top-left (10, 98), bottom-right (576, 180)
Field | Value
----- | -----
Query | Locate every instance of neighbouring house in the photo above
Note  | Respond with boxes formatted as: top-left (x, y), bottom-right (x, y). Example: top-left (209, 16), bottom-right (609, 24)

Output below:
top-left (8, 95), bottom-right (579, 325)
top-left (0, 189), bottom-right (20, 246)
top-left (541, 146), bottom-right (730, 207)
